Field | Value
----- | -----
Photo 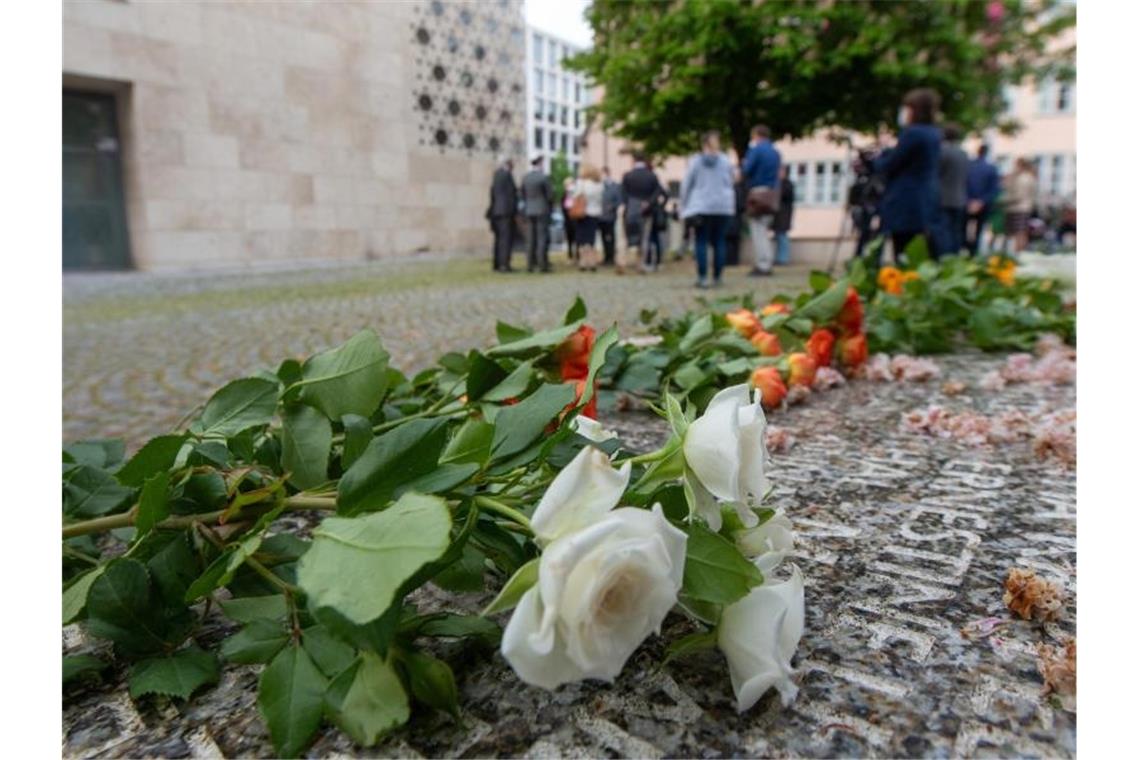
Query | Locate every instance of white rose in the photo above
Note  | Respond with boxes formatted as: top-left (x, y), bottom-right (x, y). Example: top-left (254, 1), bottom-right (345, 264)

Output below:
top-left (502, 446), bottom-right (688, 689)
top-left (682, 383), bottom-right (771, 531)
top-left (570, 415), bottom-right (618, 444)
top-left (735, 510), bottom-right (795, 575)
top-left (718, 565), bottom-right (805, 711)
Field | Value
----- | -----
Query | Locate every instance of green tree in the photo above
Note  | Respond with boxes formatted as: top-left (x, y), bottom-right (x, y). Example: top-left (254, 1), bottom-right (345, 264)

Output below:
top-left (550, 152), bottom-right (574, 206)
top-left (568, 0), bottom-right (1075, 159)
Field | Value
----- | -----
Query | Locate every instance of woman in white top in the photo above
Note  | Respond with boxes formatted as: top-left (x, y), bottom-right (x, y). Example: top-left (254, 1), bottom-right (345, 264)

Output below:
top-left (1004, 158), bottom-right (1038, 252)
top-left (573, 165), bottom-right (605, 271)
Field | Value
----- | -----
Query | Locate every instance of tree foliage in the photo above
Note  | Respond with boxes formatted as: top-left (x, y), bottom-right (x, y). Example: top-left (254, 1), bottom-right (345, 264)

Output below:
top-left (568, 0), bottom-right (1076, 158)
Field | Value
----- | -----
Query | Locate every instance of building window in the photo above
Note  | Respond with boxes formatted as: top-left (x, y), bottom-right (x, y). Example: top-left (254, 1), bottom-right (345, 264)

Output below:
top-left (1001, 84), bottom-right (1017, 117)
top-left (534, 97), bottom-right (542, 121)
top-left (560, 106), bottom-right (568, 126)
top-left (562, 44), bottom-right (570, 62)
top-left (574, 110), bottom-right (580, 129)
top-left (561, 133), bottom-right (568, 154)
top-left (829, 161), bottom-right (843, 204)
top-left (562, 76), bottom-right (570, 101)
top-left (533, 33), bottom-right (543, 63)
top-left (1037, 76), bottom-right (1075, 115)
top-left (571, 137), bottom-right (579, 156)
top-left (547, 102), bottom-right (557, 123)
top-left (547, 72), bottom-right (556, 97)
top-left (1049, 154), bottom-right (1065, 197)
top-left (793, 163), bottom-right (808, 203)
top-left (534, 67), bottom-right (543, 94)
top-left (534, 127), bottom-right (543, 150)
top-left (575, 82), bottom-right (581, 104)
top-left (549, 131), bottom-right (556, 150)
top-left (547, 42), bottom-right (556, 68)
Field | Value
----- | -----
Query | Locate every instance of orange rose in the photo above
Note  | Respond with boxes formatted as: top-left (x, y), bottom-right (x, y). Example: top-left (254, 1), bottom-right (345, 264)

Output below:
top-left (901, 270), bottom-right (920, 284)
top-left (760, 303), bottom-right (791, 317)
top-left (837, 332), bottom-right (868, 370)
top-left (573, 378), bottom-right (598, 420)
top-left (835, 286), bottom-right (863, 335)
top-left (877, 266), bottom-right (904, 295)
top-left (749, 366), bottom-right (788, 409)
top-left (750, 330), bottom-right (782, 357)
top-left (725, 308), bottom-right (761, 338)
top-left (804, 328), bottom-right (835, 368)
top-left (786, 353), bottom-right (817, 387)
top-left (558, 324), bottom-right (595, 380)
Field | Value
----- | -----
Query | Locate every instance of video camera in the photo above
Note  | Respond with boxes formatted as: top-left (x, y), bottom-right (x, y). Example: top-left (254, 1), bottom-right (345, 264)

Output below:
top-left (848, 146), bottom-right (885, 211)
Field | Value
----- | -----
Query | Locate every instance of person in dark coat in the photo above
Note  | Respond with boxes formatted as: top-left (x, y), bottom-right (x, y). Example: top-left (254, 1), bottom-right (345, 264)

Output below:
top-left (619, 152), bottom-right (667, 273)
top-left (772, 167), bottom-right (795, 265)
top-left (873, 88), bottom-right (943, 263)
top-left (487, 156), bottom-right (518, 272)
top-left (965, 144), bottom-right (1001, 257)
top-left (521, 155), bottom-right (553, 273)
top-left (936, 123), bottom-right (970, 257)
top-left (599, 167), bottom-right (622, 266)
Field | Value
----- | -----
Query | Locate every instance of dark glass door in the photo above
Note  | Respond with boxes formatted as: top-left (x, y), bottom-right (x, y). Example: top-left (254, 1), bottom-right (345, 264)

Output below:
top-left (63, 90), bottom-right (132, 270)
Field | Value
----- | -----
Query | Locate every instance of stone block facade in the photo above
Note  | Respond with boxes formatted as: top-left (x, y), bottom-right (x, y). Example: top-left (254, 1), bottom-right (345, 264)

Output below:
top-left (63, 0), bottom-right (526, 270)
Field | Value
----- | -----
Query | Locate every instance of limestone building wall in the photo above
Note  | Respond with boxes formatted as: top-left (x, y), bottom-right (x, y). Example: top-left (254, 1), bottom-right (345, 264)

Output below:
top-left (63, 0), bottom-right (526, 270)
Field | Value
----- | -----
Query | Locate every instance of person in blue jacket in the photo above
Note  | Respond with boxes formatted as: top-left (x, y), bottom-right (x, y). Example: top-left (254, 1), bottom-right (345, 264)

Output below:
top-left (965, 144), bottom-right (1002, 257)
top-left (740, 124), bottom-right (782, 276)
top-left (873, 88), bottom-right (943, 263)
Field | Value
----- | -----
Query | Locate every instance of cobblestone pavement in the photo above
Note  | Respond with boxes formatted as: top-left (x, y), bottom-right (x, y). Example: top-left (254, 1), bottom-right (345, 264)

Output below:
top-left (64, 255), bottom-right (809, 446)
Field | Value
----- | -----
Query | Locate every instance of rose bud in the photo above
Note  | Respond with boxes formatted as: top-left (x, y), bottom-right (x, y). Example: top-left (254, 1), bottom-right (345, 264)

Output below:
top-left (786, 352), bottom-right (817, 387)
top-left (804, 328), bottom-right (835, 368)
top-left (759, 303), bottom-right (791, 317)
top-left (750, 366), bottom-right (788, 409)
top-left (837, 332), bottom-right (868, 369)
top-left (725, 308), bottom-right (761, 338)
top-left (834, 287), bottom-right (864, 334)
top-left (750, 330), bottom-right (782, 357)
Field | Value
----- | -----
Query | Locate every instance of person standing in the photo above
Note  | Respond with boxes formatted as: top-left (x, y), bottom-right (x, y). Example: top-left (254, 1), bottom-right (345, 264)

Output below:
top-left (487, 156), bottom-right (518, 272)
top-left (741, 124), bottom-right (782, 276)
top-left (521, 155), bottom-right (553, 273)
top-left (937, 123), bottom-right (970, 257)
top-left (599, 167), bottom-right (621, 266)
top-left (965, 144), bottom-right (1001, 257)
top-left (620, 151), bottom-right (666, 274)
top-left (772, 166), bottom-right (796, 265)
top-left (1004, 157), bottom-right (1038, 253)
top-left (561, 177), bottom-right (579, 262)
top-left (873, 88), bottom-right (942, 263)
top-left (572, 165), bottom-right (605, 271)
top-left (680, 131), bottom-right (735, 288)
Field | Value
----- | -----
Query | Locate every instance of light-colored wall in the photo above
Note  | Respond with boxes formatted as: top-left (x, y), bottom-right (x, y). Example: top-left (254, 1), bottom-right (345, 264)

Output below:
top-left (63, 0), bottom-right (526, 270)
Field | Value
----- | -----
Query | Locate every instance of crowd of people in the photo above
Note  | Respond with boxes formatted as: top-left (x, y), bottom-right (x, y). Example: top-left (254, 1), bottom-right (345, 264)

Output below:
top-left (485, 126), bottom-right (797, 288)
top-left (486, 87), bottom-right (1074, 283)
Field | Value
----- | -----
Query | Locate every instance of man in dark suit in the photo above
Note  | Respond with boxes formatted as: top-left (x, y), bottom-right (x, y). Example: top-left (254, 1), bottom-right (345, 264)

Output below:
top-left (599, 167), bottom-right (622, 266)
top-left (620, 152), bottom-right (667, 272)
top-left (521, 155), bottom-right (553, 273)
top-left (487, 156), bottom-right (518, 272)
top-left (873, 88), bottom-right (943, 263)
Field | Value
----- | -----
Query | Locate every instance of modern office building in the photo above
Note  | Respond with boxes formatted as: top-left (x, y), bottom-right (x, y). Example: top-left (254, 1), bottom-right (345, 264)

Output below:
top-left (62, 0), bottom-right (527, 271)
top-left (524, 27), bottom-right (590, 175)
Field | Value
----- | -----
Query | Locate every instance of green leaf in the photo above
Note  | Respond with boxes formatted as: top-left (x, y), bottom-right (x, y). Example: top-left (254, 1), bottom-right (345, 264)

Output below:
top-left (325, 652), bottom-right (409, 747)
top-left (575, 324), bottom-right (619, 410)
top-left (410, 613), bottom-right (502, 647)
top-left (564, 295), bottom-right (588, 324)
top-left (63, 566), bottom-right (105, 624)
top-left (486, 320), bottom-right (584, 357)
top-left (402, 462), bottom-right (480, 496)
top-left (145, 532), bottom-right (199, 606)
top-left (134, 471), bottom-right (170, 538)
top-left (490, 383), bottom-right (578, 460)
top-left (495, 320), bottom-right (532, 344)
top-left (64, 439), bottom-right (125, 469)
top-left (116, 435), bottom-right (187, 487)
top-left (403, 650), bottom-right (459, 718)
top-left (221, 619), bottom-right (290, 664)
top-left (128, 646), bottom-right (219, 700)
top-left (86, 559), bottom-right (192, 656)
top-left (808, 270), bottom-right (833, 294)
top-left (63, 654), bottom-right (109, 684)
top-left (63, 466), bottom-right (133, 517)
top-left (184, 505), bottom-right (284, 601)
top-left (432, 544), bottom-right (485, 592)
top-left (796, 278), bottom-right (850, 323)
top-left (661, 629), bottom-right (718, 667)
top-left (258, 643), bottom-right (329, 758)
top-left (680, 523), bottom-right (764, 606)
top-left (298, 492), bottom-right (451, 625)
top-left (299, 329), bottom-right (390, 420)
top-left (340, 414), bottom-right (373, 470)
top-left (481, 558), bottom-right (539, 616)
top-left (678, 314), bottom-right (715, 353)
top-left (440, 419), bottom-right (494, 466)
top-left (193, 378), bottom-right (279, 438)
top-left (337, 417), bottom-right (449, 515)
top-left (281, 405), bottom-right (332, 490)
top-left (465, 352), bottom-right (509, 402)
top-left (482, 360), bottom-right (535, 402)
top-left (219, 594), bottom-right (288, 624)
top-left (302, 625), bottom-right (357, 678)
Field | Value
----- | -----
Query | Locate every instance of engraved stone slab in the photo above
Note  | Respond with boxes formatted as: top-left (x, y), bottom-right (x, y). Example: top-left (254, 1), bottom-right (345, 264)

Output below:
top-left (63, 353), bottom-right (1075, 758)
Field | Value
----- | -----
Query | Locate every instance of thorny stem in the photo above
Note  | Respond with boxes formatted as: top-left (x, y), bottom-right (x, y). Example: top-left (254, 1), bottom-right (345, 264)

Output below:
top-left (61, 494), bottom-right (338, 539)
top-left (245, 554), bottom-right (302, 597)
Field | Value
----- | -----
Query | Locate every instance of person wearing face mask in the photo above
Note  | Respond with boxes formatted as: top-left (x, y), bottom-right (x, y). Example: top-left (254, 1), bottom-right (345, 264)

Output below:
top-left (872, 88), bottom-right (943, 263)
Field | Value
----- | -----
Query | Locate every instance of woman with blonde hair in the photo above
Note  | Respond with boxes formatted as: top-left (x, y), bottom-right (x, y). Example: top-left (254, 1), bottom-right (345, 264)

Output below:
top-left (1004, 157), bottom-right (1038, 252)
top-left (572, 164), bottom-right (605, 271)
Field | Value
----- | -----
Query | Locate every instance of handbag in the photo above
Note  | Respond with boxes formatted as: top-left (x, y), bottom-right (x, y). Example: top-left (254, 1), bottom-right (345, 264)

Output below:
top-left (568, 192), bottom-right (587, 220)
top-left (746, 186), bottom-right (780, 217)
